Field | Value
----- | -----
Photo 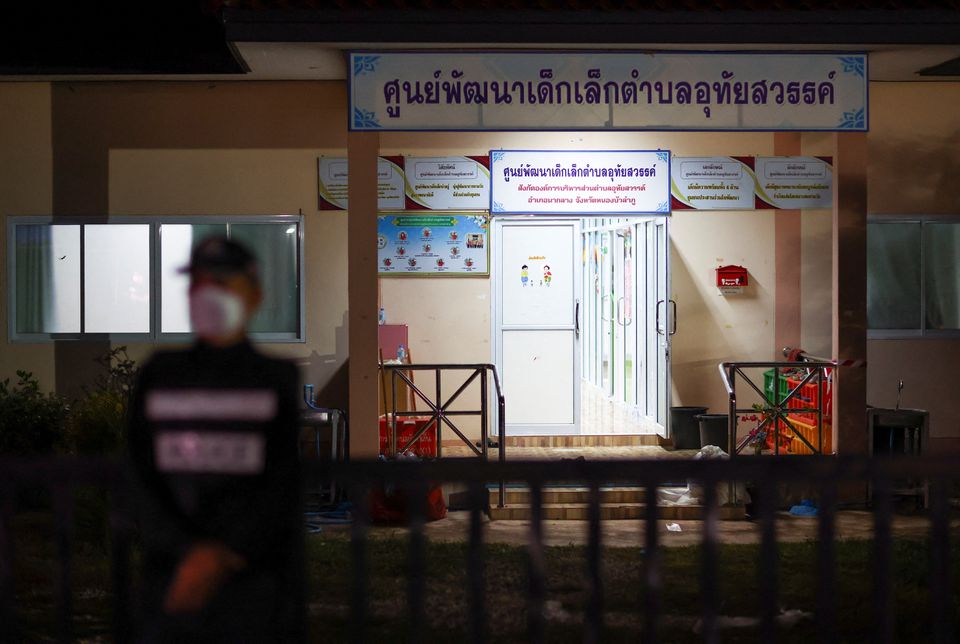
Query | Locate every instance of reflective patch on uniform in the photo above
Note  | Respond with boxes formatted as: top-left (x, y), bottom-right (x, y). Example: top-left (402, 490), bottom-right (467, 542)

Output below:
top-left (146, 389), bottom-right (277, 422)
top-left (155, 431), bottom-right (265, 474)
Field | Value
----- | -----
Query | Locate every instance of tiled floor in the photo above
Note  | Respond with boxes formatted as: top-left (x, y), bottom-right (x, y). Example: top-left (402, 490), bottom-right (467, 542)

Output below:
top-left (580, 382), bottom-right (661, 435)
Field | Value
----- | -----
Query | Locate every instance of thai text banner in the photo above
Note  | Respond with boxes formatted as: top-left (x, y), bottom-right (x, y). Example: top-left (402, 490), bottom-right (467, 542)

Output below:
top-left (490, 150), bottom-right (671, 215)
top-left (350, 52), bottom-right (867, 132)
top-left (671, 156), bottom-right (833, 210)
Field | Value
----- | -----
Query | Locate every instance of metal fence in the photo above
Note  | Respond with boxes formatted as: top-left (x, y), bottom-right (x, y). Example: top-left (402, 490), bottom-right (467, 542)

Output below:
top-left (0, 455), bottom-right (956, 643)
top-left (719, 360), bottom-right (834, 456)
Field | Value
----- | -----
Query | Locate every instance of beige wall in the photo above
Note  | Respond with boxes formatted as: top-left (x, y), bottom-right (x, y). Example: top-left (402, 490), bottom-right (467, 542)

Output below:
top-left (865, 82), bottom-right (960, 447)
top-left (3, 78), bottom-right (959, 448)
top-left (0, 83), bottom-right (56, 390)
top-left (378, 131), bottom-right (778, 428)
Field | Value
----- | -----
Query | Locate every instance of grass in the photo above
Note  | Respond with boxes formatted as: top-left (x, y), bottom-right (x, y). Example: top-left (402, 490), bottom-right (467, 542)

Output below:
top-left (8, 511), bottom-right (960, 643)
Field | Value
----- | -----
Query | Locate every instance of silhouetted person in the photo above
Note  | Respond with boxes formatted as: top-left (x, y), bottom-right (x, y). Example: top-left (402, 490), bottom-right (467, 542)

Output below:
top-left (128, 237), bottom-right (303, 643)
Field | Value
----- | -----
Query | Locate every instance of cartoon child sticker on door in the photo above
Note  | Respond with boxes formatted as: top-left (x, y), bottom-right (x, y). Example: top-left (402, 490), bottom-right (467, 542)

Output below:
top-left (543, 265), bottom-right (552, 287)
top-left (520, 264), bottom-right (529, 287)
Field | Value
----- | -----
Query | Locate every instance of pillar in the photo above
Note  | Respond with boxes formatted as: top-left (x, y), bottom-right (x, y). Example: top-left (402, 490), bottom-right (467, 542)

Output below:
top-left (347, 131), bottom-right (381, 458)
top-left (832, 132), bottom-right (868, 454)
top-left (774, 132), bottom-right (802, 357)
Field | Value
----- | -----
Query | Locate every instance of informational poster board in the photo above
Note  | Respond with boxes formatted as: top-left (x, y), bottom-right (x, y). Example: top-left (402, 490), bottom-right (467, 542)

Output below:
top-left (404, 156), bottom-right (490, 210)
top-left (671, 156), bottom-right (833, 210)
top-left (378, 214), bottom-right (489, 276)
top-left (317, 156), bottom-right (405, 210)
top-left (670, 157), bottom-right (755, 210)
top-left (754, 157), bottom-right (833, 209)
top-left (490, 150), bottom-right (671, 215)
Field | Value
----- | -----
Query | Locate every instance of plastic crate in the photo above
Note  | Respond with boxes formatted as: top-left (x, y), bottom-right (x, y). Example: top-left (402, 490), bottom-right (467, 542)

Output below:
top-left (379, 415), bottom-right (438, 458)
top-left (784, 416), bottom-right (833, 455)
top-left (784, 375), bottom-right (833, 425)
top-left (762, 369), bottom-right (791, 405)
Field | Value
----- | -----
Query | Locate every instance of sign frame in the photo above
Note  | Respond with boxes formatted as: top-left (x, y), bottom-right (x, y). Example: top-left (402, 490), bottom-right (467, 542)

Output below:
top-left (349, 50), bottom-right (869, 133)
top-left (489, 149), bottom-right (672, 216)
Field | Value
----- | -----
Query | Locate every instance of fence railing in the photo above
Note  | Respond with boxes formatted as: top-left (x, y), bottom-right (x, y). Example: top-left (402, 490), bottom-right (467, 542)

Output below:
top-left (1, 455), bottom-right (956, 644)
top-left (382, 363), bottom-right (506, 506)
top-left (719, 360), bottom-right (834, 456)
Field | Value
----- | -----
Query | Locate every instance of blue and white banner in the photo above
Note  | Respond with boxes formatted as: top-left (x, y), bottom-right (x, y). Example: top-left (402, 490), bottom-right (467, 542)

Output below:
top-left (350, 52), bottom-right (867, 132)
top-left (490, 150), bottom-right (671, 215)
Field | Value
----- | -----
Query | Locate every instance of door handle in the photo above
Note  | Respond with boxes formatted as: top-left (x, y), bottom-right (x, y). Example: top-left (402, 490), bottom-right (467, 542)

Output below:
top-left (621, 297), bottom-right (633, 327)
top-left (656, 300), bottom-right (664, 336)
top-left (616, 297), bottom-right (623, 327)
top-left (575, 299), bottom-right (580, 339)
top-left (669, 299), bottom-right (677, 336)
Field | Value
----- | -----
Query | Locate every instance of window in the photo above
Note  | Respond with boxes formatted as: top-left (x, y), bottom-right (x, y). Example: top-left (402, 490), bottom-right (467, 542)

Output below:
top-left (867, 217), bottom-right (960, 337)
top-left (8, 216), bottom-right (304, 342)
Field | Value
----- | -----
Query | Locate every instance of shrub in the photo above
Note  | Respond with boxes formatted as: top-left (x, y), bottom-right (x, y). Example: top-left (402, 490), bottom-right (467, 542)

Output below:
top-left (0, 370), bottom-right (69, 456)
top-left (65, 347), bottom-right (138, 456)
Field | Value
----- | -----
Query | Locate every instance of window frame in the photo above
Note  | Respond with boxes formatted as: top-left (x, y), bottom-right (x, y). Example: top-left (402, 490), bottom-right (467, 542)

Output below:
top-left (7, 214), bottom-right (306, 344)
top-left (867, 214), bottom-right (960, 340)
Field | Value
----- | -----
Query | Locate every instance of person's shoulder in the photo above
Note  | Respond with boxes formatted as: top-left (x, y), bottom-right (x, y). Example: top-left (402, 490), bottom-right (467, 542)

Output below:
top-left (138, 347), bottom-right (195, 378)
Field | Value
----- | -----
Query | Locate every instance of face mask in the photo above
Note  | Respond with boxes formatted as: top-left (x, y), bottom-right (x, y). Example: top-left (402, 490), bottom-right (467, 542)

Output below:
top-left (189, 285), bottom-right (247, 341)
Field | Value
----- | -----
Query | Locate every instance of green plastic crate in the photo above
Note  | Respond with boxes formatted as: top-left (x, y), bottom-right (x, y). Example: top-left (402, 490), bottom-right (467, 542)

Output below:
top-left (762, 369), bottom-right (791, 405)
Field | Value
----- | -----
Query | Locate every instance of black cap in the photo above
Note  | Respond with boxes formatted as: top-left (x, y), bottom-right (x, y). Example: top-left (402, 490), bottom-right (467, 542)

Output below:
top-left (179, 236), bottom-right (259, 284)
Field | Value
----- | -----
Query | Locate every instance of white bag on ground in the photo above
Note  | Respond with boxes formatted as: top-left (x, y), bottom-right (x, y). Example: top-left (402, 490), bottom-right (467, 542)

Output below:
top-left (657, 445), bottom-right (750, 506)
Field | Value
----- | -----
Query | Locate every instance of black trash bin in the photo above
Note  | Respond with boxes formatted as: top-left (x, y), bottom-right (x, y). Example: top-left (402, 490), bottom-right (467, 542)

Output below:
top-left (670, 406), bottom-right (708, 449)
top-left (696, 414), bottom-right (730, 451)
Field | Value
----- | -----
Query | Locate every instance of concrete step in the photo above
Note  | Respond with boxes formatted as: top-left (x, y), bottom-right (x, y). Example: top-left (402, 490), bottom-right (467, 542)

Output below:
top-left (489, 502), bottom-right (746, 521)
top-left (490, 486), bottom-right (647, 505)
top-left (504, 434), bottom-right (662, 447)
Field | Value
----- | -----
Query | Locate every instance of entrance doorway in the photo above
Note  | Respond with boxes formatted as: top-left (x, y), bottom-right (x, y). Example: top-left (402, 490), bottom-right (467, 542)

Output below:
top-left (493, 216), bottom-right (671, 438)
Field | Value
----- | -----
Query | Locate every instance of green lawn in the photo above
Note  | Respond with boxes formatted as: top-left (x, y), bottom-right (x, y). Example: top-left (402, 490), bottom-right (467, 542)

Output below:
top-left (9, 511), bottom-right (960, 642)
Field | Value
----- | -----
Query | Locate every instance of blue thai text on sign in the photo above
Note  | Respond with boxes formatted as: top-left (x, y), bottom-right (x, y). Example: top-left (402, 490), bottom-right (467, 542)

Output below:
top-left (350, 52), bottom-right (867, 132)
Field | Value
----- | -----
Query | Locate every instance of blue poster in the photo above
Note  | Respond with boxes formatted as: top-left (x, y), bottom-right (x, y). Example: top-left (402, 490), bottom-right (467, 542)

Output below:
top-left (378, 214), bottom-right (489, 276)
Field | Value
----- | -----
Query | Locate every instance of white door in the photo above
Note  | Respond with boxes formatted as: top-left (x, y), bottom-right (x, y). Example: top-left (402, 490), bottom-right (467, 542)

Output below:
top-left (652, 218), bottom-right (672, 437)
top-left (494, 218), bottom-right (581, 435)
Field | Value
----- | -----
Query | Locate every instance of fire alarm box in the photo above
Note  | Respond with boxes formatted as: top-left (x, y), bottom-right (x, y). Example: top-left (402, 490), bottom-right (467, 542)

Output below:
top-left (716, 265), bottom-right (748, 288)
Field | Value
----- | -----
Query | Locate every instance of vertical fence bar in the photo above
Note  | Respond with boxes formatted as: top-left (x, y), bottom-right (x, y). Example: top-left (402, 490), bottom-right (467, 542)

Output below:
top-left (391, 370), bottom-right (398, 457)
top-left (468, 481), bottom-right (486, 644)
top-left (816, 473), bottom-right (838, 643)
top-left (929, 477), bottom-right (952, 644)
top-left (527, 481), bottom-right (545, 644)
top-left (642, 481), bottom-right (660, 644)
top-left (773, 367), bottom-right (780, 456)
top-left (585, 481), bottom-right (603, 644)
top-left (701, 479), bottom-right (719, 644)
top-left (52, 483), bottom-right (74, 644)
top-left (408, 478), bottom-right (427, 644)
top-left (758, 480), bottom-right (779, 643)
top-left (350, 481), bottom-right (370, 644)
top-left (498, 395), bottom-right (506, 509)
top-left (0, 489), bottom-right (17, 642)
top-left (727, 367), bottom-right (736, 458)
top-left (872, 474), bottom-right (894, 644)
top-left (480, 370), bottom-right (488, 460)
top-left (108, 483), bottom-right (133, 642)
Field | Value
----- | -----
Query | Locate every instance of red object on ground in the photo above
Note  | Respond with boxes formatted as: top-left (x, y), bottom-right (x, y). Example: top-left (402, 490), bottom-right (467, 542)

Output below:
top-left (378, 415), bottom-right (438, 458)
top-left (369, 483), bottom-right (447, 523)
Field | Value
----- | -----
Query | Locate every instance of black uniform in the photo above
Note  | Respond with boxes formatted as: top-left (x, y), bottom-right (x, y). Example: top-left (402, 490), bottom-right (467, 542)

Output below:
top-left (128, 341), bottom-right (303, 643)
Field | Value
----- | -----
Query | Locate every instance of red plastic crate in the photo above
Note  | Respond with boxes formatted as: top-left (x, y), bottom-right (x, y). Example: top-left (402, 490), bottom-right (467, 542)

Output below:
top-left (784, 374), bottom-right (832, 425)
top-left (379, 415), bottom-right (438, 458)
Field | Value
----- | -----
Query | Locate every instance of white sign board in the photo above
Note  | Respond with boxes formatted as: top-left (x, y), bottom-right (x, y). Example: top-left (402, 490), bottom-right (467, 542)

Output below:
top-left (318, 156), bottom-right (405, 210)
top-left (671, 157), bottom-right (755, 210)
top-left (404, 156), bottom-right (490, 210)
top-left (490, 150), bottom-right (670, 215)
top-left (350, 52), bottom-right (867, 132)
top-left (755, 157), bottom-right (833, 209)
